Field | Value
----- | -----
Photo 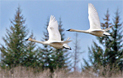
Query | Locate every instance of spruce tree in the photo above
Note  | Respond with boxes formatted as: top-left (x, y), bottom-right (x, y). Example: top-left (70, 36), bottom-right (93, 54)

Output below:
top-left (97, 9), bottom-right (113, 67)
top-left (21, 33), bottom-right (40, 68)
top-left (109, 9), bottom-right (123, 71)
top-left (0, 7), bottom-right (28, 68)
top-left (51, 18), bottom-right (69, 71)
top-left (40, 17), bottom-right (71, 72)
top-left (83, 9), bottom-right (123, 75)
top-left (0, 7), bottom-right (39, 70)
top-left (39, 17), bottom-right (54, 71)
top-left (83, 10), bottom-right (112, 71)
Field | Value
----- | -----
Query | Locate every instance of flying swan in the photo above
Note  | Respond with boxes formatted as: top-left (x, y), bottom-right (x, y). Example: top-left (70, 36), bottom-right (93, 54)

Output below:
top-left (26, 15), bottom-right (72, 50)
top-left (67, 3), bottom-right (112, 37)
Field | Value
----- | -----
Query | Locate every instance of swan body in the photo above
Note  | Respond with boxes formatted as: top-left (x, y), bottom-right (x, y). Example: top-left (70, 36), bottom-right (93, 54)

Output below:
top-left (67, 3), bottom-right (112, 37)
top-left (26, 15), bottom-right (71, 50)
top-left (27, 38), bottom-right (71, 49)
top-left (68, 28), bottom-right (111, 37)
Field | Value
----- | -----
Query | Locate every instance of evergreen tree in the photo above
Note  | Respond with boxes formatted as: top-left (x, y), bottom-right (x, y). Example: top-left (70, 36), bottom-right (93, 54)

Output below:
top-left (109, 9), bottom-right (123, 71)
top-left (83, 10), bottom-right (111, 72)
top-left (21, 33), bottom-right (40, 68)
top-left (83, 41), bottom-right (104, 72)
top-left (52, 18), bottom-right (68, 69)
top-left (40, 17), bottom-right (71, 72)
top-left (39, 17), bottom-right (54, 72)
top-left (83, 9), bottom-right (123, 75)
top-left (0, 7), bottom-right (39, 70)
top-left (0, 7), bottom-right (28, 68)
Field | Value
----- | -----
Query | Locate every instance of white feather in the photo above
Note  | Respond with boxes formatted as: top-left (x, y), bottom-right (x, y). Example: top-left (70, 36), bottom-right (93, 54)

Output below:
top-left (88, 3), bottom-right (101, 30)
top-left (48, 15), bottom-right (61, 42)
top-left (67, 3), bottom-right (112, 37)
top-left (26, 15), bottom-right (71, 49)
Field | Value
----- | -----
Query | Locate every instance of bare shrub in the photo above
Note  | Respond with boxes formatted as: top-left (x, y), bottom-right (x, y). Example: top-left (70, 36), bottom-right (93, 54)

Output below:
top-left (0, 66), bottom-right (122, 78)
top-left (36, 69), bottom-right (51, 78)
top-left (98, 65), bottom-right (122, 77)
top-left (81, 67), bottom-right (99, 78)
top-left (52, 69), bottom-right (69, 78)
top-left (0, 66), bottom-right (51, 78)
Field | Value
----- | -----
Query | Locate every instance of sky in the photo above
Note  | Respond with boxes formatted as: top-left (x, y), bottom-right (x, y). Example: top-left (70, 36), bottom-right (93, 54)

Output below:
top-left (0, 0), bottom-right (123, 69)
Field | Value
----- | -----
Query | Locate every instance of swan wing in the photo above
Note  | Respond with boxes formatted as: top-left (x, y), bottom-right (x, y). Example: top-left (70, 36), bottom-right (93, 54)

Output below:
top-left (88, 3), bottom-right (101, 29)
top-left (47, 15), bottom-right (61, 41)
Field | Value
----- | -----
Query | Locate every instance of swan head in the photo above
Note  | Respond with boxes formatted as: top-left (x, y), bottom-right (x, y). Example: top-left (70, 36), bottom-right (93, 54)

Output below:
top-left (67, 29), bottom-right (77, 32)
top-left (67, 29), bottom-right (72, 31)
top-left (25, 38), bottom-right (29, 41)
top-left (25, 38), bottom-right (32, 41)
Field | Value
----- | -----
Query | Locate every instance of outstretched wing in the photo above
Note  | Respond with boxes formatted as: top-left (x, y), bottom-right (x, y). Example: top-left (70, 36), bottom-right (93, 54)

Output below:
top-left (47, 15), bottom-right (61, 41)
top-left (88, 3), bottom-right (101, 30)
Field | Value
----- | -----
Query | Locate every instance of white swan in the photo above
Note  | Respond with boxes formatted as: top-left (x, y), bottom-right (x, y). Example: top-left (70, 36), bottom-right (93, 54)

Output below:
top-left (26, 15), bottom-right (71, 50)
top-left (67, 3), bottom-right (112, 37)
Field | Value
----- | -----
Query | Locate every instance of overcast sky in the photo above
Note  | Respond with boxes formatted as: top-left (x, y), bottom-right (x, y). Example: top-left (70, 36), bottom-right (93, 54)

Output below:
top-left (0, 0), bottom-right (123, 68)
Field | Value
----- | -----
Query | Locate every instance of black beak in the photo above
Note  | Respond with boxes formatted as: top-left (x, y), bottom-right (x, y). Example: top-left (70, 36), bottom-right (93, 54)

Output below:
top-left (25, 35), bottom-right (32, 41)
top-left (67, 29), bottom-right (71, 31)
top-left (25, 38), bottom-right (29, 41)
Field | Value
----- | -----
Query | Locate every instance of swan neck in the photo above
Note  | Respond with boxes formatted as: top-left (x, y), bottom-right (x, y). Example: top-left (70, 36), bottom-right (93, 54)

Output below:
top-left (79, 30), bottom-right (88, 33)
top-left (71, 29), bottom-right (88, 33)
top-left (29, 38), bottom-right (47, 44)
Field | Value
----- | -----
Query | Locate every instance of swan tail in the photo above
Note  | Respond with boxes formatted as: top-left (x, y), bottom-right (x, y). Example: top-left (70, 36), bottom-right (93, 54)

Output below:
top-left (63, 37), bottom-right (72, 44)
top-left (103, 26), bottom-right (112, 31)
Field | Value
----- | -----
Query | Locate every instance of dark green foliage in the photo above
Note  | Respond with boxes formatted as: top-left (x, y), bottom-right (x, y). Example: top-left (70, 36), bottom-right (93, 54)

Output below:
top-left (40, 17), bottom-right (71, 72)
top-left (39, 17), bottom-right (54, 72)
top-left (58, 17), bottom-right (65, 41)
top-left (52, 18), bottom-right (70, 70)
top-left (21, 33), bottom-right (40, 69)
top-left (83, 9), bottom-right (123, 75)
top-left (110, 9), bottom-right (123, 70)
top-left (0, 7), bottom-right (39, 70)
top-left (0, 7), bottom-right (28, 68)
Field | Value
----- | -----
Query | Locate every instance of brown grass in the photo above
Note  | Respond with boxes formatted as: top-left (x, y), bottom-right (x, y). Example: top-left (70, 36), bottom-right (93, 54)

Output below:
top-left (0, 66), bottom-right (123, 78)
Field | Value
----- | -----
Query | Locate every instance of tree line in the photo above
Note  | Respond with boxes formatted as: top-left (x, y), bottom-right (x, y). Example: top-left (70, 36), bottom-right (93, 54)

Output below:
top-left (0, 7), bottom-right (123, 76)
top-left (83, 9), bottom-right (123, 76)
top-left (0, 7), bottom-right (72, 72)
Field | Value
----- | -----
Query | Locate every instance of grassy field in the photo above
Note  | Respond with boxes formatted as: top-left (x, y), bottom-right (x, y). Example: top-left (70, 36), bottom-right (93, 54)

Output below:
top-left (0, 66), bottom-right (123, 78)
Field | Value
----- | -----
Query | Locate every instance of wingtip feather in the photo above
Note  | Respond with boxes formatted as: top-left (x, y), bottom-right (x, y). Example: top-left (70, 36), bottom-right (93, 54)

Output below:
top-left (50, 15), bottom-right (55, 21)
top-left (88, 3), bottom-right (93, 7)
